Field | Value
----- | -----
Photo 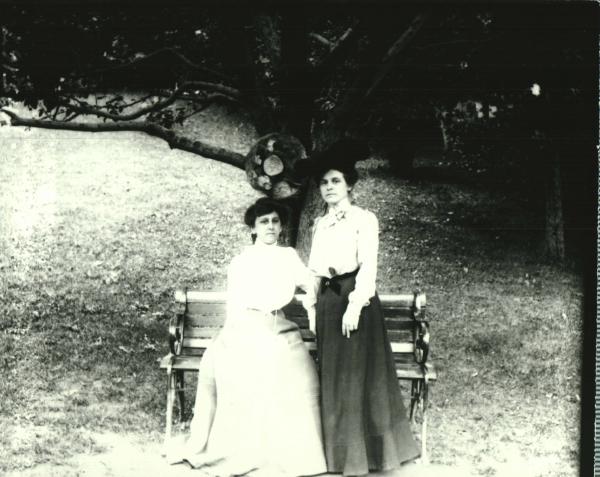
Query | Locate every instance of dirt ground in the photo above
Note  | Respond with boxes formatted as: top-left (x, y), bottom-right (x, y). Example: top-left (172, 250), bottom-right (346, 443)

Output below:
top-left (4, 431), bottom-right (478, 477)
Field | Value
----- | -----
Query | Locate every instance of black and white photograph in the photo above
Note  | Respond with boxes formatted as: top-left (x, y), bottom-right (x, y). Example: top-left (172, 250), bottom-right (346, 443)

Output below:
top-left (0, 1), bottom-right (597, 476)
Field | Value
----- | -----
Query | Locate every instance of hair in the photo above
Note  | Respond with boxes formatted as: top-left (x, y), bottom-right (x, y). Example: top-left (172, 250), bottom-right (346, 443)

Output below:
top-left (315, 166), bottom-right (359, 187)
top-left (243, 197), bottom-right (289, 228)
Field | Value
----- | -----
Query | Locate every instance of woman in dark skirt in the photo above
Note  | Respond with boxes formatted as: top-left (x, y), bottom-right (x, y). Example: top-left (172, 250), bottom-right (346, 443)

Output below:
top-left (304, 139), bottom-right (420, 476)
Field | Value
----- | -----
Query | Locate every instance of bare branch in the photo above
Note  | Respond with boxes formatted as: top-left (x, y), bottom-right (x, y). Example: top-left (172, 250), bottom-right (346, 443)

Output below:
top-left (314, 24), bottom-right (360, 76)
top-left (97, 47), bottom-right (232, 83)
top-left (364, 11), bottom-right (430, 99)
top-left (179, 104), bottom-right (211, 121)
top-left (55, 81), bottom-right (243, 122)
top-left (309, 32), bottom-right (333, 49)
top-left (64, 112), bottom-right (81, 122)
top-left (61, 88), bottom-right (183, 121)
top-left (1, 63), bottom-right (19, 73)
top-left (109, 94), bottom-right (154, 109)
top-left (321, 12), bottom-right (430, 136)
top-left (1, 108), bottom-right (246, 169)
top-left (182, 81), bottom-right (243, 100)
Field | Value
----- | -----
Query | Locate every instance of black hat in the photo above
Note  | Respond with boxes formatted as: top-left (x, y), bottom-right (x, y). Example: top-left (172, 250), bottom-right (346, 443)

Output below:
top-left (295, 138), bottom-right (370, 183)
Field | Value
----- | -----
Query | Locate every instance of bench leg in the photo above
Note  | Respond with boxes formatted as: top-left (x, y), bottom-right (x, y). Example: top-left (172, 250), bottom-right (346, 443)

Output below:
top-left (164, 371), bottom-right (176, 447)
top-left (410, 379), bottom-right (420, 423)
top-left (176, 370), bottom-right (186, 422)
top-left (420, 378), bottom-right (430, 464)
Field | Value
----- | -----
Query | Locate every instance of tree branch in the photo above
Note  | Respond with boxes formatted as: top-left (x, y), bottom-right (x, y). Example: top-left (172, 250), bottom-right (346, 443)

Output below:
top-left (314, 24), bottom-right (360, 77)
top-left (182, 81), bottom-right (243, 100)
top-left (0, 108), bottom-right (246, 169)
top-left (54, 81), bottom-right (243, 122)
top-left (62, 89), bottom-right (181, 121)
top-left (364, 11), bottom-right (430, 100)
top-left (98, 47), bottom-right (232, 83)
top-left (309, 32), bottom-right (332, 49)
top-left (321, 11), bottom-right (430, 136)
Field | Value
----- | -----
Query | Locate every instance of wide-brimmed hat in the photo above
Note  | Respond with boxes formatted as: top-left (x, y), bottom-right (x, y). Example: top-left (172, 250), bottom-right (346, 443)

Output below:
top-left (295, 138), bottom-right (370, 181)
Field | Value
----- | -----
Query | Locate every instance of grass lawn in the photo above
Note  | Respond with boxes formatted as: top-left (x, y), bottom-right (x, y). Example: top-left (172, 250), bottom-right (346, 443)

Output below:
top-left (0, 108), bottom-right (583, 476)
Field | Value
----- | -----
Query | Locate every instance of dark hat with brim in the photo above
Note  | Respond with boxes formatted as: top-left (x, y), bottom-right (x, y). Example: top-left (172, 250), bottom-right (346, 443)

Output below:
top-left (294, 138), bottom-right (370, 181)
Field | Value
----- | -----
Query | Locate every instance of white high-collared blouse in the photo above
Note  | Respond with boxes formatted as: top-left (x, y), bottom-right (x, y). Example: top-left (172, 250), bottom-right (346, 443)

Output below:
top-left (226, 242), bottom-right (312, 320)
top-left (305, 203), bottom-right (379, 311)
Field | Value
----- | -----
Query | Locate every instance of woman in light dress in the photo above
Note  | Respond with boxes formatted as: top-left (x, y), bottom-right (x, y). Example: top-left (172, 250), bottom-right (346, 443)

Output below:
top-left (170, 197), bottom-right (326, 477)
top-left (304, 139), bottom-right (420, 476)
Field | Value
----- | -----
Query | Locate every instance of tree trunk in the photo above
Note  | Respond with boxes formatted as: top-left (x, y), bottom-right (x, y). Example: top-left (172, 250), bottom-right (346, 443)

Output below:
top-left (245, 12), bottom-right (283, 135)
top-left (544, 150), bottom-right (565, 260)
top-left (296, 181), bottom-right (326, 262)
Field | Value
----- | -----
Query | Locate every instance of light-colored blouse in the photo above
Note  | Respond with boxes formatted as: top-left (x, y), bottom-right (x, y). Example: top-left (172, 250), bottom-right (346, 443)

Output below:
top-left (226, 242), bottom-right (312, 321)
top-left (306, 203), bottom-right (379, 312)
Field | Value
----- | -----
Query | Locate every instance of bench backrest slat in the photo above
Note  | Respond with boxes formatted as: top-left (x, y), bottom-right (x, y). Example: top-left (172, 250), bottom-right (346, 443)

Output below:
top-left (177, 291), bottom-right (425, 357)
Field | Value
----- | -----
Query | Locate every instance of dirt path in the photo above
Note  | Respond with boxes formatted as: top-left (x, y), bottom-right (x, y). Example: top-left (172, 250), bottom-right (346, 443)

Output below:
top-left (5, 432), bottom-right (475, 477)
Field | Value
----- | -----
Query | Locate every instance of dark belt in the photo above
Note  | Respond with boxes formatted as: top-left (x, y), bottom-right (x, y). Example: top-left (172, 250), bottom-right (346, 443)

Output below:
top-left (320, 268), bottom-right (359, 295)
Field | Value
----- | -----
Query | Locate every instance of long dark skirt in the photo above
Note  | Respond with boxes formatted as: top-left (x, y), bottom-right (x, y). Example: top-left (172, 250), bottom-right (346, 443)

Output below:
top-left (316, 274), bottom-right (420, 476)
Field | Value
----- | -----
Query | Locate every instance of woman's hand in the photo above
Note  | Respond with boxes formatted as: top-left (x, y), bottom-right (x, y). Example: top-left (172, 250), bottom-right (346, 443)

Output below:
top-left (341, 306), bottom-right (361, 338)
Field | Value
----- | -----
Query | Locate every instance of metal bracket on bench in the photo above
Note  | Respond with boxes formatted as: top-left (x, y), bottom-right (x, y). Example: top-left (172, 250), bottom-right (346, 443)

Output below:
top-left (414, 321), bottom-right (430, 364)
top-left (412, 291), bottom-right (429, 364)
top-left (168, 313), bottom-right (184, 355)
top-left (412, 291), bottom-right (426, 321)
top-left (169, 288), bottom-right (187, 355)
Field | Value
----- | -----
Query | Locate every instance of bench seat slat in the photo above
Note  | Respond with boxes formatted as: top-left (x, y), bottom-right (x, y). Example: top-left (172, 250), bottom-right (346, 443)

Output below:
top-left (386, 329), bottom-right (414, 342)
top-left (179, 337), bottom-right (414, 354)
top-left (181, 337), bottom-right (318, 351)
top-left (396, 363), bottom-right (437, 380)
top-left (384, 319), bottom-right (419, 331)
top-left (184, 314), bottom-right (416, 327)
top-left (183, 314), bottom-right (417, 330)
top-left (183, 327), bottom-right (222, 339)
top-left (182, 327), bottom-right (317, 340)
top-left (185, 312), bottom-right (226, 326)
top-left (160, 354), bottom-right (436, 381)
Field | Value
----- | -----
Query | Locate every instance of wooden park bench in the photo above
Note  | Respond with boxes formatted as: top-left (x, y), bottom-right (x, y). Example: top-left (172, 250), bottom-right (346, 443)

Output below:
top-left (159, 290), bottom-right (437, 462)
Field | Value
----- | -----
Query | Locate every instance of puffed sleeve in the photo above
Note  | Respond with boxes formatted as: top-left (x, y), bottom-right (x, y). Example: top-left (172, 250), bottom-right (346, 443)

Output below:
top-left (347, 209), bottom-right (379, 310)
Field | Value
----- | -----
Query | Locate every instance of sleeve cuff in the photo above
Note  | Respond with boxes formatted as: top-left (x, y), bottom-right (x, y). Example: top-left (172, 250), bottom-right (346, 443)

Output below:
top-left (346, 300), bottom-right (368, 316)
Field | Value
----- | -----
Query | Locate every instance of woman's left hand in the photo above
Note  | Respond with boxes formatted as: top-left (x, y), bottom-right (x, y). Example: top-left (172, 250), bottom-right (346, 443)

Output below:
top-left (341, 307), bottom-right (361, 338)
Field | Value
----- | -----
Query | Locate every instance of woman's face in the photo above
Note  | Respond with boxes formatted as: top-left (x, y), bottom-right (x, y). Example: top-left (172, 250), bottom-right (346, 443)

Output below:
top-left (319, 169), bottom-right (351, 206)
top-left (252, 211), bottom-right (282, 245)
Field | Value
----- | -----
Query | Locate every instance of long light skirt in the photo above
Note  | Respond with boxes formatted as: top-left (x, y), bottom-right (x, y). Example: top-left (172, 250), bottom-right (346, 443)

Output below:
top-left (174, 310), bottom-right (327, 477)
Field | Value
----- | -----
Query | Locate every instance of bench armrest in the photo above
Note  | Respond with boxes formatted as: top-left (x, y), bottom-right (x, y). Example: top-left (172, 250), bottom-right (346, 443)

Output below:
top-left (414, 321), bottom-right (430, 364)
top-left (168, 313), bottom-right (184, 355)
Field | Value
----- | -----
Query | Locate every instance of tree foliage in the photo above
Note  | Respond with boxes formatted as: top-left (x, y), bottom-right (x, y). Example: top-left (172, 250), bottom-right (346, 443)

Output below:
top-left (1, 3), bottom-right (596, 258)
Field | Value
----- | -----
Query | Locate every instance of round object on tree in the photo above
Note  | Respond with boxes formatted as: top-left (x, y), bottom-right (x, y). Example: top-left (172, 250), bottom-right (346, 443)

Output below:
top-left (245, 133), bottom-right (307, 197)
top-left (272, 180), bottom-right (298, 199)
top-left (257, 175), bottom-right (271, 189)
top-left (263, 155), bottom-right (285, 176)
